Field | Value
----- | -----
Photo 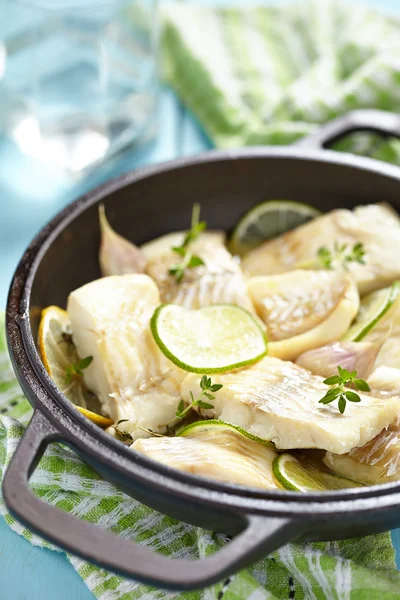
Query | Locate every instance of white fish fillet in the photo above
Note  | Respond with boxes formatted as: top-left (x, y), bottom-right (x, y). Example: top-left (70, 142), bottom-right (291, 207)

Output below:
top-left (67, 274), bottom-right (184, 438)
top-left (248, 270), bottom-right (359, 360)
top-left (141, 231), bottom-right (253, 310)
top-left (367, 366), bottom-right (400, 399)
top-left (324, 429), bottom-right (400, 485)
top-left (242, 204), bottom-right (400, 296)
top-left (132, 427), bottom-right (280, 489)
top-left (180, 356), bottom-right (400, 454)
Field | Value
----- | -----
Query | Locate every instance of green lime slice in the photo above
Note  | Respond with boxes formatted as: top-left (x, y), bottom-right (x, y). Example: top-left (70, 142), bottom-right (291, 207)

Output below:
top-left (273, 453), bottom-right (361, 492)
top-left (229, 200), bottom-right (321, 256)
top-left (151, 303), bottom-right (268, 373)
top-left (343, 281), bottom-right (400, 342)
top-left (177, 419), bottom-right (274, 448)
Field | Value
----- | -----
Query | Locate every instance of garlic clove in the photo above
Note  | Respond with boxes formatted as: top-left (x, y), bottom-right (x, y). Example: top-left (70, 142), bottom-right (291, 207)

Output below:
top-left (99, 205), bottom-right (146, 276)
top-left (296, 338), bottom-right (385, 381)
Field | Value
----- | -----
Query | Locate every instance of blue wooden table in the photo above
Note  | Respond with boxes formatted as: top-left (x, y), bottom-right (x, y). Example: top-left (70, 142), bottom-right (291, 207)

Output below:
top-left (1, 2), bottom-right (400, 597)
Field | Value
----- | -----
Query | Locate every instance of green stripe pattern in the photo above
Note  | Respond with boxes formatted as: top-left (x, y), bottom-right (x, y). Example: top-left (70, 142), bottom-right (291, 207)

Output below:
top-left (162, 0), bottom-right (400, 161)
top-left (2, 2), bottom-right (400, 595)
top-left (1, 314), bottom-right (400, 599)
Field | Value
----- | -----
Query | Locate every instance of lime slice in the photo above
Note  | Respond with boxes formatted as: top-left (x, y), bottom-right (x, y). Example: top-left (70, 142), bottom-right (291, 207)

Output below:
top-left (177, 419), bottom-right (274, 448)
top-left (229, 200), bottom-right (321, 256)
top-left (343, 281), bottom-right (400, 342)
top-left (38, 306), bottom-right (113, 428)
top-left (273, 453), bottom-right (361, 492)
top-left (151, 303), bottom-right (268, 373)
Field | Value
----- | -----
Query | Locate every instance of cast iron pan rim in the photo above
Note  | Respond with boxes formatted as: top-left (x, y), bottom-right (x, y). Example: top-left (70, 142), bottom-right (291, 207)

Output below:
top-left (7, 145), bottom-right (400, 513)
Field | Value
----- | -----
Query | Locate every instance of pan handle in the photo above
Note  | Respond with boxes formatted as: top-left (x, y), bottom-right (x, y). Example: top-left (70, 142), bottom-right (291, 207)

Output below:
top-left (2, 410), bottom-right (301, 591)
top-left (296, 109), bottom-right (400, 150)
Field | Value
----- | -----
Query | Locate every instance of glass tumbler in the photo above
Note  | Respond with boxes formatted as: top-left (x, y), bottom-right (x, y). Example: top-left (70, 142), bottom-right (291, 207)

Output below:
top-left (0, 0), bottom-right (159, 174)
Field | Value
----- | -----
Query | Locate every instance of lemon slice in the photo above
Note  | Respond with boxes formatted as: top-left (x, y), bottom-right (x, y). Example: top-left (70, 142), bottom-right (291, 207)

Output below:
top-left (38, 306), bottom-right (113, 427)
top-left (151, 304), bottom-right (268, 373)
top-left (229, 200), bottom-right (321, 257)
top-left (343, 281), bottom-right (400, 342)
top-left (273, 453), bottom-right (361, 492)
top-left (177, 419), bottom-right (274, 448)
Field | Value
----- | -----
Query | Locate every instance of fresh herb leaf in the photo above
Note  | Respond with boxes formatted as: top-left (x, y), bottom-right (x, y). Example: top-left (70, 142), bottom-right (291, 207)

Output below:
top-left (172, 246), bottom-right (186, 257)
top-left (318, 366), bottom-right (369, 414)
top-left (338, 366), bottom-right (350, 380)
top-left (210, 383), bottom-right (223, 392)
top-left (65, 355), bottom-right (93, 385)
top-left (168, 204), bottom-right (207, 283)
top-left (353, 378), bottom-right (370, 392)
top-left (319, 388), bottom-right (342, 403)
top-left (187, 255), bottom-right (205, 268)
top-left (200, 375), bottom-right (208, 390)
top-left (176, 399), bottom-right (185, 417)
top-left (77, 356), bottom-right (93, 370)
top-left (167, 376), bottom-right (223, 425)
top-left (316, 241), bottom-right (366, 271)
top-left (317, 246), bottom-right (333, 269)
top-left (345, 241), bottom-right (366, 265)
top-left (345, 391), bottom-right (361, 402)
top-left (323, 375), bottom-right (342, 385)
top-left (197, 401), bottom-right (214, 410)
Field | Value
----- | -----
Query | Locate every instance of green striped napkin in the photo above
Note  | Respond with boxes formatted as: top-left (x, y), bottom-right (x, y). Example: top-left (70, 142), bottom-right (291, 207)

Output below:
top-left (3, 2), bottom-right (400, 595)
top-left (2, 317), bottom-right (400, 600)
top-left (162, 0), bottom-right (400, 162)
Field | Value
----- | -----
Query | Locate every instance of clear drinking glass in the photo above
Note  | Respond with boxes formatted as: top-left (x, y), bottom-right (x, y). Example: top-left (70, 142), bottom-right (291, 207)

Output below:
top-left (0, 0), bottom-right (158, 174)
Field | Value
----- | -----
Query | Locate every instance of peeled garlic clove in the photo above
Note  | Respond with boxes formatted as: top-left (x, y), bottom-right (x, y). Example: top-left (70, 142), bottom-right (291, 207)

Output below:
top-left (99, 205), bottom-right (146, 276)
top-left (296, 339), bottom-right (383, 380)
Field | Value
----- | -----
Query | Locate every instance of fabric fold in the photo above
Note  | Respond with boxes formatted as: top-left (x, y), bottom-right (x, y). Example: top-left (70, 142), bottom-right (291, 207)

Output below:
top-left (162, 0), bottom-right (400, 160)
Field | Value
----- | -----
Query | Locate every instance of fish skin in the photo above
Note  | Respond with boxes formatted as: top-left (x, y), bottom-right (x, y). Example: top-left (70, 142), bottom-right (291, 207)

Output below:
top-left (324, 429), bottom-right (400, 485)
top-left (67, 274), bottom-right (185, 438)
top-left (242, 204), bottom-right (400, 296)
top-left (141, 231), bottom-right (254, 311)
top-left (132, 427), bottom-right (280, 489)
top-left (180, 356), bottom-right (400, 454)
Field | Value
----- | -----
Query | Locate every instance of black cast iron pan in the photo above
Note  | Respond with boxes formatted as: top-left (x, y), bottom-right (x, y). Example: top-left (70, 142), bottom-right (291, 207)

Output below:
top-left (4, 109), bottom-right (400, 591)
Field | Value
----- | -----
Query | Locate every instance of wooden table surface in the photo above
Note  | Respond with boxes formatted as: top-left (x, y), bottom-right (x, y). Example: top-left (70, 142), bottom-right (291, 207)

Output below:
top-left (1, 2), bottom-right (400, 596)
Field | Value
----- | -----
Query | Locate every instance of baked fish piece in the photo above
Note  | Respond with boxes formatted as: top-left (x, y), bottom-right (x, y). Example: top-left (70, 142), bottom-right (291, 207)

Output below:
top-left (67, 274), bottom-right (184, 439)
top-left (180, 356), bottom-right (400, 454)
top-left (141, 231), bottom-right (253, 310)
top-left (132, 423), bottom-right (280, 489)
top-left (242, 204), bottom-right (400, 296)
top-left (248, 270), bottom-right (359, 360)
top-left (324, 429), bottom-right (400, 485)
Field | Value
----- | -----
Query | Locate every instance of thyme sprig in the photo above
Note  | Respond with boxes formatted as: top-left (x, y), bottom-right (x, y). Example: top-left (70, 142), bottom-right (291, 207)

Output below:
top-left (169, 375), bottom-right (223, 425)
top-left (317, 241), bottom-right (366, 270)
top-left (169, 203), bottom-right (206, 283)
top-left (318, 366), bottom-right (370, 414)
top-left (65, 356), bottom-right (93, 385)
